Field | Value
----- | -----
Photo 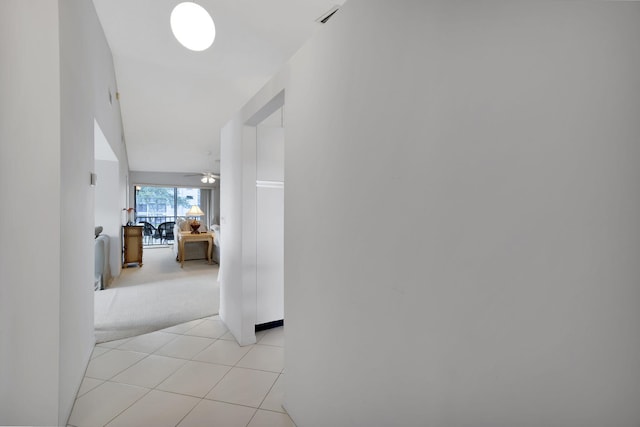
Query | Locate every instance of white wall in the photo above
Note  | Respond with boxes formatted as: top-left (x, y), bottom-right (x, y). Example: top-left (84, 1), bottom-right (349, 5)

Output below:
top-left (256, 126), bottom-right (284, 182)
top-left (95, 120), bottom-right (123, 280)
top-left (0, 1), bottom-right (128, 425)
top-left (227, 1), bottom-right (640, 425)
top-left (0, 1), bottom-right (62, 424)
top-left (95, 159), bottom-right (121, 281)
top-left (239, 125), bottom-right (258, 342)
top-left (59, 1), bottom-right (128, 423)
top-left (219, 119), bottom-right (250, 342)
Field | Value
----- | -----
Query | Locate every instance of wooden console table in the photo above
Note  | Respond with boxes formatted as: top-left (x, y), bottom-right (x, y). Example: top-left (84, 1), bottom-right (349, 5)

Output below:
top-left (178, 231), bottom-right (214, 268)
top-left (122, 225), bottom-right (143, 267)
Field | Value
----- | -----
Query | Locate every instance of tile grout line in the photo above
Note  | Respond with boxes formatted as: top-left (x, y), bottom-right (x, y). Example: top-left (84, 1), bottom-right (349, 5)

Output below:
top-left (257, 372), bottom-right (282, 411)
top-left (172, 396), bottom-right (207, 427)
top-left (75, 378), bottom-right (105, 399)
top-left (102, 385), bottom-right (154, 427)
top-left (244, 408), bottom-right (260, 427)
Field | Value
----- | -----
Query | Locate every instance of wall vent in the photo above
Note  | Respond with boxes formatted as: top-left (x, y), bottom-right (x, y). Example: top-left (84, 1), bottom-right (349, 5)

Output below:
top-left (315, 5), bottom-right (340, 24)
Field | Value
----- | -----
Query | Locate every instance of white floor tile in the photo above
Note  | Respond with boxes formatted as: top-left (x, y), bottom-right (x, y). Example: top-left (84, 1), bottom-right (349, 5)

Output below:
top-left (218, 331), bottom-right (237, 341)
top-left (76, 315), bottom-right (288, 427)
top-left (248, 409), bottom-right (296, 427)
top-left (96, 337), bottom-right (132, 349)
top-left (237, 345), bottom-right (284, 373)
top-left (154, 335), bottom-right (215, 359)
top-left (161, 318), bottom-right (206, 334)
top-left (105, 390), bottom-right (200, 427)
top-left (76, 377), bottom-right (104, 398)
top-left (85, 349), bottom-right (147, 380)
top-left (258, 327), bottom-right (285, 347)
top-left (260, 374), bottom-right (285, 413)
top-left (111, 355), bottom-right (186, 388)
top-left (117, 331), bottom-right (178, 354)
top-left (177, 399), bottom-right (256, 427)
top-left (90, 346), bottom-right (111, 359)
top-left (183, 319), bottom-right (229, 339)
top-left (255, 330), bottom-right (268, 342)
top-left (193, 339), bottom-right (253, 366)
top-left (157, 361), bottom-right (231, 397)
top-left (68, 381), bottom-right (148, 427)
top-left (206, 367), bottom-right (278, 408)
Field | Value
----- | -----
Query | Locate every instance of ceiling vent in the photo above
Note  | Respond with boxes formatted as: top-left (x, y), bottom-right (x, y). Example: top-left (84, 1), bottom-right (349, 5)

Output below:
top-left (316, 5), bottom-right (340, 24)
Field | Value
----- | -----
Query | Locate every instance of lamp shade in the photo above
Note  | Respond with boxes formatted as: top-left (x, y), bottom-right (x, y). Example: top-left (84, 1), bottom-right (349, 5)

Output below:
top-left (186, 205), bottom-right (204, 216)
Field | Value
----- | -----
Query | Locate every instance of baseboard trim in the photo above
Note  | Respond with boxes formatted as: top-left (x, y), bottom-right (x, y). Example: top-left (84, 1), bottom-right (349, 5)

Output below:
top-left (255, 319), bottom-right (284, 332)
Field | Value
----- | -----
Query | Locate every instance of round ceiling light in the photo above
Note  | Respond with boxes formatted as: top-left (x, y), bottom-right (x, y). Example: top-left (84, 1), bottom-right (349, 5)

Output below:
top-left (170, 2), bottom-right (215, 52)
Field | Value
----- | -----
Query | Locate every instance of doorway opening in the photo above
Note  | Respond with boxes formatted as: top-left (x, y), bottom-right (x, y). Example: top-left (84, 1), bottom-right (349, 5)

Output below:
top-left (243, 90), bottom-right (286, 339)
top-left (93, 119), bottom-right (121, 289)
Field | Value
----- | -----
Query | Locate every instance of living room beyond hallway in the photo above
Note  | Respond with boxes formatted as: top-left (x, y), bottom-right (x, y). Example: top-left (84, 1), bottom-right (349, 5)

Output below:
top-left (95, 247), bottom-right (219, 343)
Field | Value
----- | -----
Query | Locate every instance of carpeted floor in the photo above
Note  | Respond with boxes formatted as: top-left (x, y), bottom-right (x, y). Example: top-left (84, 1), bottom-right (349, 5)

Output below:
top-left (94, 246), bottom-right (219, 343)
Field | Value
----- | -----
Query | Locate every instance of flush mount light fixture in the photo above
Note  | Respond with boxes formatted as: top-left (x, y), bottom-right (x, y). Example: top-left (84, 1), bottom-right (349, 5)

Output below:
top-left (170, 2), bottom-right (215, 51)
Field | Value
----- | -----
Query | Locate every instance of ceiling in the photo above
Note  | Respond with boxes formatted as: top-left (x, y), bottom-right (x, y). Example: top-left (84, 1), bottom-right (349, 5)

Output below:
top-left (92, 0), bottom-right (344, 176)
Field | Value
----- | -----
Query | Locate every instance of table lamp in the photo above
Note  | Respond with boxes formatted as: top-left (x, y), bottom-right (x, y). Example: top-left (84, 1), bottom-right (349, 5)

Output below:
top-left (186, 205), bottom-right (205, 234)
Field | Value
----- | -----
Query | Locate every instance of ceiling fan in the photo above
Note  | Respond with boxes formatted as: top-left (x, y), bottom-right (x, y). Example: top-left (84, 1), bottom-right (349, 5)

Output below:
top-left (184, 153), bottom-right (220, 184)
top-left (184, 172), bottom-right (219, 184)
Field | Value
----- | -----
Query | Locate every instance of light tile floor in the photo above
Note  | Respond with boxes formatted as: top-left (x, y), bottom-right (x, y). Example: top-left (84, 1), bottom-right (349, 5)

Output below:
top-left (68, 318), bottom-right (293, 427)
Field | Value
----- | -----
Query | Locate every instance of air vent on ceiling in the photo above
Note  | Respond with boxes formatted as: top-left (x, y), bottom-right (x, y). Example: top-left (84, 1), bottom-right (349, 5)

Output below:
top-left (316, 5), bottom-right (340, 24)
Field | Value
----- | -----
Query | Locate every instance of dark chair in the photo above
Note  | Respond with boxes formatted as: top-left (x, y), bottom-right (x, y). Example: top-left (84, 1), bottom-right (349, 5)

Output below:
top-left (157, 222), bottom-right (175, 244)
top-left (164, 221), bottom-right (175, 242)
top-left (152, 224), bottom-right (163, 242)
top-left (138, 221), bottom-right (156, 244)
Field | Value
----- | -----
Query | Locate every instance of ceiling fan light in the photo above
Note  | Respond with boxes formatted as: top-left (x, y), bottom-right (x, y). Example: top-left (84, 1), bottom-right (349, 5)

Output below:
top-left (208, 177), bottom-right (215, 184)
top-left (170, 2), bottom-right (216, 52)
top-left (201, 176), bottom-right (207, 183)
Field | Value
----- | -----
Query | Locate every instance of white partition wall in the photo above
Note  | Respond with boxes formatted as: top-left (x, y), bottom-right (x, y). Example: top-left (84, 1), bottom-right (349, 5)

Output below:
top-left (0, 2), bottom-right (61, 424)
top-left (285, 2), bottom-right (640, 425)
top-left (219, 120), bottom-right (247, 342)
top-left (225, 1), bottom-right (640, 425)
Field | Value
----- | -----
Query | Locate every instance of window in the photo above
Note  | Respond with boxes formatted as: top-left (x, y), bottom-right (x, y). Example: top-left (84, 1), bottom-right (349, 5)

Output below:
top-left (177, 188), bottom-right (200, 216)
top-left (134, 186), bottom-right (202, 232)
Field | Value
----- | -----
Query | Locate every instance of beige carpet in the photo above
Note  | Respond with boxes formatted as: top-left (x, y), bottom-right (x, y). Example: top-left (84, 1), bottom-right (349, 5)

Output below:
top-left (94, 246), bottom-right (219, 343)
